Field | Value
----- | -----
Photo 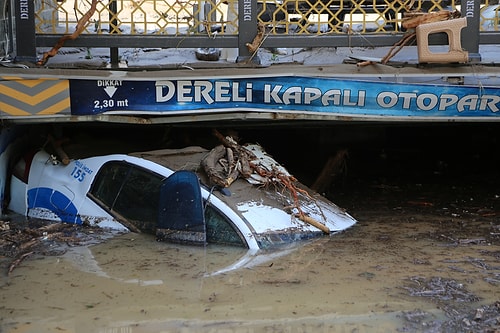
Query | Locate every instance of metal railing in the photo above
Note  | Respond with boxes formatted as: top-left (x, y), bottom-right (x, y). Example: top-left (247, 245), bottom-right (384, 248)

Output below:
top-left (11, 0), bottom-right (500, 64)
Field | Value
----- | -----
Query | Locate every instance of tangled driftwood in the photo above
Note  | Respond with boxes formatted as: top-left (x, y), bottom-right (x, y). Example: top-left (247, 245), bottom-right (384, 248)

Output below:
top-left (245, 23), bottom-right (266, 54)
top-left (311, 149), bottom-right (348, 194)
top-left (402, 10), bottom-right (459, 30)
top-left (201, 131), bottom-right (253, 188)
top-left (0, 220), bottom-right (103, 275)
top-left (203, 129), bottom-right (330, 234)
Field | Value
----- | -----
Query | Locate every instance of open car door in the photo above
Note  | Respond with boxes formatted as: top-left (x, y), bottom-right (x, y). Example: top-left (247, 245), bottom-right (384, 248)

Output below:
top-left (157, 170), bottom-right (206, 245)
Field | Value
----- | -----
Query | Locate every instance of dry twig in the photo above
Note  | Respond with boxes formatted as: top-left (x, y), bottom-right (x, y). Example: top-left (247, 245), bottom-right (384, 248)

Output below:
top-left (245, 22), bottom-right (266, 58)
top-left (381, 32), bottom-right (416, 64)
top-left (37, 0), bottom-right (98, 65)
top-left (8, 251), bottom-right (34, 276)
top-left (402, 10), bottom-right (455, 30)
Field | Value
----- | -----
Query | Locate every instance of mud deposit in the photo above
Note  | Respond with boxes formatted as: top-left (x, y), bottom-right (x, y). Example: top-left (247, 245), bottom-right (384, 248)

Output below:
top-left (0, 124), bottom-right (500, 332)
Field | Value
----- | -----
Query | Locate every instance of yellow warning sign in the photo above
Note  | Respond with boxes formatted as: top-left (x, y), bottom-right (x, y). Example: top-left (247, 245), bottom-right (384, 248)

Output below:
top-left (0, 78), bottom-right (71, 117)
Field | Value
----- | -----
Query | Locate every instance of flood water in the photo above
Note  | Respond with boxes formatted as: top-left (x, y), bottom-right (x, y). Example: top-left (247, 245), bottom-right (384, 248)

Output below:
top-left (1, 124), bottom-right (500, 332)
top-left (1, 207), bottom-right (499, 332)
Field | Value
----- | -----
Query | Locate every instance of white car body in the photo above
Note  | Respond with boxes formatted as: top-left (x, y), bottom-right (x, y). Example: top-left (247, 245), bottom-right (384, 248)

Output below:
top-left (7, 144), bottom-right (356, 250)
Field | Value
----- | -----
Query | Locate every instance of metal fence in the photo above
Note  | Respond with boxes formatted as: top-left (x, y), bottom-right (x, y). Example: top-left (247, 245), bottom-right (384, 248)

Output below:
top-left (11, 0), bottom-right (500, 63)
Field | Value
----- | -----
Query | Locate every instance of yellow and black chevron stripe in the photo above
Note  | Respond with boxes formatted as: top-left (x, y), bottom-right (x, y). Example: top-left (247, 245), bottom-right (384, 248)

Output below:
top-left (0, 77), bottom-right (71, 117)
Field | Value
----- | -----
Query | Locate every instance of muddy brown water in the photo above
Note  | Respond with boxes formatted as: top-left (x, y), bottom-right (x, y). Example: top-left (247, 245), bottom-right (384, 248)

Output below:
top-left (1, 124), bottom-right (500, 332)
top-left (1, 183), bottom-right (499, 333)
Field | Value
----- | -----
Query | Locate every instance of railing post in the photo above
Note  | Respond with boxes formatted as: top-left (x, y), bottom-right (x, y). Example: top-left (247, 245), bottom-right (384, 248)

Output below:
top-left (237, 0), bottom-right (259, 63)
top-left (13, 0), bottom-right (37, 62)
top-left (461, 0), bottom-right (481, 62)
top-left (109, 0), bottom-right (119, 67)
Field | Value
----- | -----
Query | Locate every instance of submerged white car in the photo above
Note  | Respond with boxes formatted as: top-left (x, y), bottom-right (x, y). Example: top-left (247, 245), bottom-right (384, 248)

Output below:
top-left (6, 141), bottom-right (356, 250)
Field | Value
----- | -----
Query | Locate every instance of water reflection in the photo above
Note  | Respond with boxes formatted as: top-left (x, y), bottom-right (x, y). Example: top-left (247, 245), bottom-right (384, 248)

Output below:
top-left (66, 233), bottom-right (301, 283)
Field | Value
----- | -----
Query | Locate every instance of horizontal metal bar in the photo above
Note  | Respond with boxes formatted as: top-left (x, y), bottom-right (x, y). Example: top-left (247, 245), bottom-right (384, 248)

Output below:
top-left (37, 30), bottom-right (493, 51)
top-left (262, 34), bottom-right (407, 48)
top-left (479, 32), bottom-right (500, 44)
top-left (36, 34), bottom-right (240, 48)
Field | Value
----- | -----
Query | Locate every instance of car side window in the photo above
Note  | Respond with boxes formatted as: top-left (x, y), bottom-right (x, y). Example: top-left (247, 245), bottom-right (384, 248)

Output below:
top-left (205, 205), bottom-right (246, 247)
top-left (90, 161), bottom-right (163, 232)
top-left (91, 162), bottom-right (130, 208)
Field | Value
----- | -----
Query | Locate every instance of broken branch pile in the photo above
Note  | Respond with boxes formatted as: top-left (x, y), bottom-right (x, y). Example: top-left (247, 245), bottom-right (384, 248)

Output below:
top-left (201, 129), bottom-right (330, 234)
top-left (0, 220), bottom-right (104, 275)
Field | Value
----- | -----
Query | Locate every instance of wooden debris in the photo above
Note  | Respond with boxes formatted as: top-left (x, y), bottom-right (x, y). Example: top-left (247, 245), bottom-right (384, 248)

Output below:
top-left (245, 23), bottom-right (266, 54)
top-left (296, 214), bottom-right (330, 234)
top-left (458, 238), bottom-right (486, 245)
top-left (311, 149), bottom-right (348, 194)
top-left (1, 220), bottom-right (103, 276)
top-left (376, 10), bottom-right (460, 65)
top-left (405, 276), bottom-right (480, 302)
top-left (0, 220), bottom-right (9, 231)
top-left (401, 302), bottom-right (500, 332)
top-left (47, 134), bottom-right (71, 165)
top-left (402, 10), bottom-right (455, 30)
top-left (201, 145), bottom-right (240, 188)
top-left (381, 32), bottom-right (416, 64)
top-left (201, 129), bottom-right (255, 188)
top-left (356, 60), bottom-right (375, 67)
top-left (205, 129), bottom-right (330, 234)
top-left (474, 308), bottom-right (484, 321)
top-left (8, 251), bottom-right (34, 276)
top-left (211, 129), bottom-right (254, 177)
